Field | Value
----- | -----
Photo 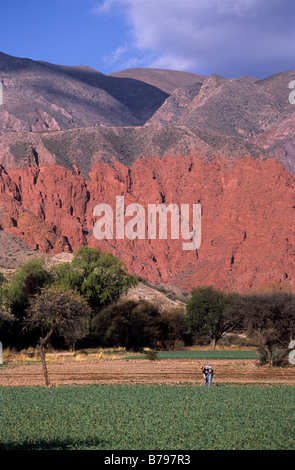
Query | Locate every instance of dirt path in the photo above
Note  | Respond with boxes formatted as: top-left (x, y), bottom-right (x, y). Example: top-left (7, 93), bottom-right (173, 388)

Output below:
top-left (1, 359), bottom-right (295, 386)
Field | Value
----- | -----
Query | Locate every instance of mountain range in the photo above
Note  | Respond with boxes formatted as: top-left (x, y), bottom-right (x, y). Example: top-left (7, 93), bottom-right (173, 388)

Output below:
top-left (0, 51), bottom-right (294, 293)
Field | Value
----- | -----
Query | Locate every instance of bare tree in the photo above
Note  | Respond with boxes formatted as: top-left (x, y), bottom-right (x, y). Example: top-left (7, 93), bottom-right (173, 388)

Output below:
top-left (230, 291), bottom-right (295, 366)
top-left (24, 285), bottom-right (92, 386)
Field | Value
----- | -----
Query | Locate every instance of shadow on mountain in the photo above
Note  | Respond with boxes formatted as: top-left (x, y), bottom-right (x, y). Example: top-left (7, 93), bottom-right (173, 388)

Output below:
top-left (38, 61), bottom-right (170, 122)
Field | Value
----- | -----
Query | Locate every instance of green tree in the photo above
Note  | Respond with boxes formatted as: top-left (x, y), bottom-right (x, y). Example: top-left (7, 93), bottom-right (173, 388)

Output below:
top-left (51, 247), bottom-right (138, 312)
top-left (186, 286), bottom-right (237, 350)
top-left (4, 259), bottom-right (52, 320)
top-left (161, 305), bottom-right (189, 349)
top-left (1, 259), bottom-right (52, 347)
top-left (0, 273), bottom-right (6, 286)
top-left (93, 299), bottom-right (169, 351)
top-left (0, 274), bottom-right (14, 346)
top-left (24, 285), bottom-right (92, 386)
top-left (0, 308), bottom-right (14, 339)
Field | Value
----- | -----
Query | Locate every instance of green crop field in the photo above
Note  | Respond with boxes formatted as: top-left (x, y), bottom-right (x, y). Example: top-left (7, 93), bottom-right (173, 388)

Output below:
top-left (0, 384), bottom-right (294, 450)
top-left (152, 350), bottom-right (258, 360)
top-left (126, 349), bottom-right (259, 360)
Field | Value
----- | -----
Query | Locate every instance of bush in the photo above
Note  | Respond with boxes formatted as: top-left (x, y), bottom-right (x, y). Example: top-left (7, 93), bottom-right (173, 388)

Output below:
top-left (231, 291), bottom-right (295, 366)
top-left (256, 348), bottom-right (269, 366)
top-left (144, 350), bottom-right (158, 361)
top-left (93, 299), bottom-right (170, 351)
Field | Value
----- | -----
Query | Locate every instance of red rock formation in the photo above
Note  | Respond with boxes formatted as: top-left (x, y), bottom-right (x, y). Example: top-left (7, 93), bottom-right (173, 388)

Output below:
top-left (0, 154), bottom-right (294, 294)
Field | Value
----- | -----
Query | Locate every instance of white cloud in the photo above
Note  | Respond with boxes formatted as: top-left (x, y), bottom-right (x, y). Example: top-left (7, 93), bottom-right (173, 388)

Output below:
top-left (104, 45), bottom-right (127, 65)
top-left (93, 0), bottom-right (118, 14)
top-left (94, 0), bottom-right (295, 77)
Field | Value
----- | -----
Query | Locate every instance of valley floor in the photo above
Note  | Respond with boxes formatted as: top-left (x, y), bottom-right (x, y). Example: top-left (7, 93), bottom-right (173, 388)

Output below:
top-left (1, 358), bottom-right (295, 387)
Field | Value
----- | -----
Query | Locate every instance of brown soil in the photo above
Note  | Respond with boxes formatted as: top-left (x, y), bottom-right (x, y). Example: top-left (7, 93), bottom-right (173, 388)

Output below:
top-left (1, 359), bottom-right (294, 387)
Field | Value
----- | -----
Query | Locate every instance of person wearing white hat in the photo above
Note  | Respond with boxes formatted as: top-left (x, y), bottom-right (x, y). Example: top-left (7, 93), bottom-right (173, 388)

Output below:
top-left (201, 365), bottom-right (214, 387)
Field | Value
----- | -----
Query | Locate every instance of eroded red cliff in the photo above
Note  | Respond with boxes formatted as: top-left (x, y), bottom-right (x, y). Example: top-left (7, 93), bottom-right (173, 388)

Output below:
top-left (0, 154), bottom-right (294, 293)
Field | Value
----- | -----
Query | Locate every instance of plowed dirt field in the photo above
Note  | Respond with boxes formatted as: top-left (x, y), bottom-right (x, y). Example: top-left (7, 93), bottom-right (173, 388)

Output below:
top-left (1, 359), bottom-right (294, 386)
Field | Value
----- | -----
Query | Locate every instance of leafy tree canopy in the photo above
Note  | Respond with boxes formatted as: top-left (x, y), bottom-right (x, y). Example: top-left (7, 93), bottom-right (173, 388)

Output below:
top-left (186, 286), bottom-right (237, 349)
top-left (93, 299), bottom-right (169, 351)
top-left (3, 259), bottom-right (52, 320)
top-left (51, 247), bottom-right (138, 311)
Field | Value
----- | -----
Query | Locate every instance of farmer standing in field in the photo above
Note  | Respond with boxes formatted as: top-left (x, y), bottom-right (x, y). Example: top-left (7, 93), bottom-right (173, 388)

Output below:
top-left (201, 365), bottom-right (214, 387)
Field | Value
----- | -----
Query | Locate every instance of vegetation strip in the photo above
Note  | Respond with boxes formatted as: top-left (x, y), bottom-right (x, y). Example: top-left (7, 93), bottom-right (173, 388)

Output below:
top-left (0, 384), bottom-right (294, 450)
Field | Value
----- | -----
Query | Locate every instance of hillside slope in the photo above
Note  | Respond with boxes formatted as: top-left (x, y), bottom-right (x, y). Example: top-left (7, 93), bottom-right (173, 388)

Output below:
top-left (0, 52), bottom-right (169, 132)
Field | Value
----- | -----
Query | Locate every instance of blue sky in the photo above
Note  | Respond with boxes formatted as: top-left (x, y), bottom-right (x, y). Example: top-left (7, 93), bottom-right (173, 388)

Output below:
top-left (0, 0), bottom-right (294, 78)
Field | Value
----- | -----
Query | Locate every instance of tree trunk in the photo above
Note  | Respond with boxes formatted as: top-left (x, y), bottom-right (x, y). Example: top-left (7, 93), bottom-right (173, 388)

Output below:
top-left (210, 338), bottom-right (216, 350)
top-left (38, 341), bottom-right (50, 387)
top-left (267, 347), bottom-right (273, 366)
top-left (38, 328), bottom-right (53, 387)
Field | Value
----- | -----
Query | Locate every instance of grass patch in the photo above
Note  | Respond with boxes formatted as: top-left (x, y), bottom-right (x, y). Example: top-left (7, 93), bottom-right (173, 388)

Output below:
top-left (2, 347), bottom-right (136, 364)
top-left (127, 350), bottom-right (258, 360)
top-left (155, 350), bottom-right (258, 360)
top-left (1, 347), bottom-right (260, 365)
top-left (0, 385), bottom-right (294, 450)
